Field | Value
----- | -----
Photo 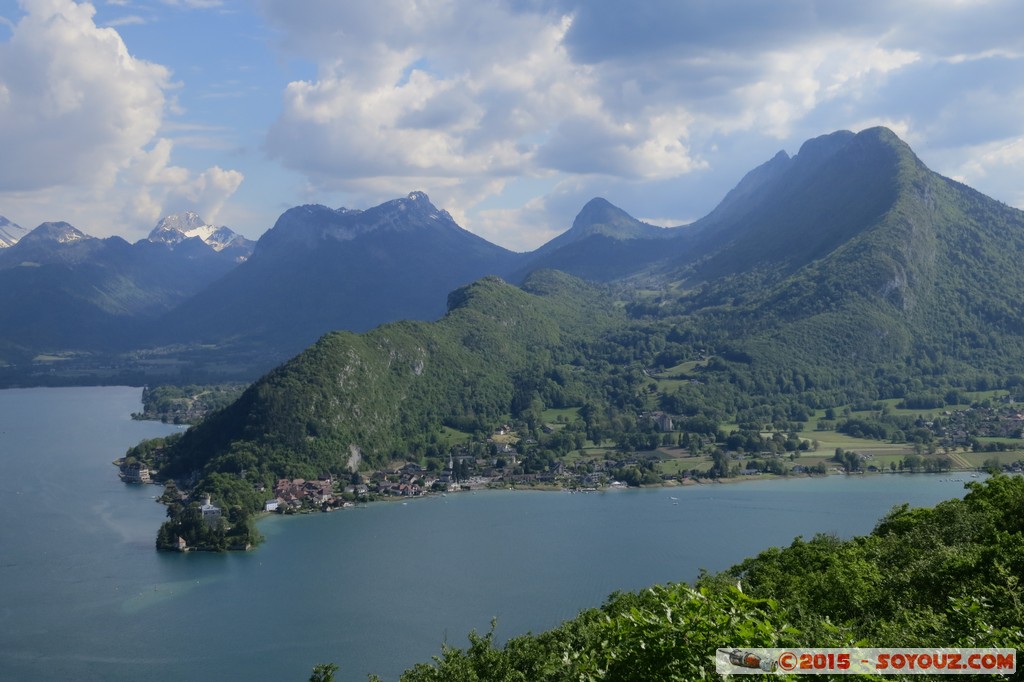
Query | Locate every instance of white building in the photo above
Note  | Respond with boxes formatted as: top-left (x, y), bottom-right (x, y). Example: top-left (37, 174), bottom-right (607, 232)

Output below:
top-left (200, 494), bottom-right (221, 526)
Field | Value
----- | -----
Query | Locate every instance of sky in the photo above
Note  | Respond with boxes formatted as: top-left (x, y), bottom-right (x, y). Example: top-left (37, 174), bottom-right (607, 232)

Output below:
top-left (1, 0), bottom-right (1024, 252)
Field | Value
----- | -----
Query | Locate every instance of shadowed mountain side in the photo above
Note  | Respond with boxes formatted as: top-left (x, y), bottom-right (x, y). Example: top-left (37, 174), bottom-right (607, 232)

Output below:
top-left (0, 221), bottom-right (254, 357)
top-left (151, 193), bottom-right (522, 359)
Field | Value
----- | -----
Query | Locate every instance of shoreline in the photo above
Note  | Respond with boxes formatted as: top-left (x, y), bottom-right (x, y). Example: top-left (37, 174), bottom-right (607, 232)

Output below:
top-left (125, 448), bottom-right (991, 553)
top-left (254, 467), bottom-right (987, 512)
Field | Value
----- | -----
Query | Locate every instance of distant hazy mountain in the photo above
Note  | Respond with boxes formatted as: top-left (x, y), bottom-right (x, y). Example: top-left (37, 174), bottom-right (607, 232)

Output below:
top-left (0, 215), bottom-right (250, 358)
top-left (533, 198), bottom-right (674, 253)
top-left (154, 192), bottom-right (520, 357)
top-left (512, 197), bottom-right (684, 282)
top-left (0, 215), bottom-right (28, 248)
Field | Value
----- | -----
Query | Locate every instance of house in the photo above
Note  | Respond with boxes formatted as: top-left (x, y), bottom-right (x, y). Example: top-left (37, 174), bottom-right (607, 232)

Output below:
top-left (649, 412), bottom-right (674, 432)
top-left (121, 461), bottom-right (151, 483)
top-left (264, 499), bottom-right (280, 512)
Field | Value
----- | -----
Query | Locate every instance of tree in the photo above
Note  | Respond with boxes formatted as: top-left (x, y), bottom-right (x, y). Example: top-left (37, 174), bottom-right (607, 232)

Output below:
top-left (309, 663), bottom-right (338, 682)
top-left (982, 457), bottom-right (1002, 474)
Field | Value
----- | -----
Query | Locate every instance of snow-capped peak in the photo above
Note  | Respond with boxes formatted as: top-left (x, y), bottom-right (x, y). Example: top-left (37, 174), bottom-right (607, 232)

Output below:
top-left (148, 211), bottom-right (249, 254)
top-left (0, 215), bottom-right (27, 248)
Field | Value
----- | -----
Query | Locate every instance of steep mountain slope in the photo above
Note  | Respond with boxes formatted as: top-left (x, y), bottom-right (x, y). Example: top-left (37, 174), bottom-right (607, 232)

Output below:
top-left (155, 192), bottom-right (521, 358)
top-left (673, 129), bottom-right (895, 284)
top-left (154, 271), bottom-right (621, 496)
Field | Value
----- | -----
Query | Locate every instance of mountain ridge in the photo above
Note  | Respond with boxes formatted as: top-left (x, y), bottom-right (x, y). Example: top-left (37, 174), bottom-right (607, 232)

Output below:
top-left (151, 192), bottom-right (522, 360)
top-left (0, 215), bottom-right (261, 360)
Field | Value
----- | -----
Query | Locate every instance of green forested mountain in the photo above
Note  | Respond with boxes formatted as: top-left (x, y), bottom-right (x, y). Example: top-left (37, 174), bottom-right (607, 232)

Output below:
top-left (151, 270), bottom-right (623, 507)
top-left (652, 127), bottom-right (1024, 393)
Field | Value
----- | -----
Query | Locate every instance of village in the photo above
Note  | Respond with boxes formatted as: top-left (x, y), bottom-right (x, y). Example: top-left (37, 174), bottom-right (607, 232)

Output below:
top-left (122, 402), bottom-right (1024, 524)
top-left (262, 444), bottom-right (625, 514)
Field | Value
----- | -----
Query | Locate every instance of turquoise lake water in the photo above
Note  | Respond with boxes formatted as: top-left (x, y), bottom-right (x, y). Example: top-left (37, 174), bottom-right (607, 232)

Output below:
top-left (0, 386), bottom-right (984, 681)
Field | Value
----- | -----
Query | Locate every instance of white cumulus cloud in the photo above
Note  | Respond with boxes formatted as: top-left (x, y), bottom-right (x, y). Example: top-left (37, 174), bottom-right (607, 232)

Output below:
top-left (261, 0), bottom-right (707, 224)
top-left (0, 0), bottom-right (168, 191)
top-left (0, 0), bottom-right (243, 238)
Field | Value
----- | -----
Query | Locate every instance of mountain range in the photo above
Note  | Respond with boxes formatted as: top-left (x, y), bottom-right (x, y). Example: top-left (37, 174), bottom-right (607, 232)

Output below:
top-left (151, 192), bottom-right (517, 358)
top-left (0, 214), bottom-right (253, 366)
top-left (4, 126), bottom-right (1024, 391)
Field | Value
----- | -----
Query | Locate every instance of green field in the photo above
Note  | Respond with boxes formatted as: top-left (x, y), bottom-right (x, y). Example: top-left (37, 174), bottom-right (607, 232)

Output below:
top-left (540, 407), bottom-right (580, 423)
top-left (655, 358), bottom-right (709, 376)
top-left (799, 428), bottom-right (911, 455)
top-left (437, 425), bottom-right (473, 447)
top-left (960, 450), bottom-right (1023, 467)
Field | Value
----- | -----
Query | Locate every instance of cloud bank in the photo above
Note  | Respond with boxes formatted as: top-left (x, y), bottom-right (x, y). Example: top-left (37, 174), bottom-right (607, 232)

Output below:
top-left (3, 1), bottom-right (1024, 250)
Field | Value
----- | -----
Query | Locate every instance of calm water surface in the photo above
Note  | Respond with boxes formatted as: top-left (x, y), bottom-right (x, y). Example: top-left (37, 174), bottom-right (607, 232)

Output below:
top-left (0, 387), bottom-right (983, 681)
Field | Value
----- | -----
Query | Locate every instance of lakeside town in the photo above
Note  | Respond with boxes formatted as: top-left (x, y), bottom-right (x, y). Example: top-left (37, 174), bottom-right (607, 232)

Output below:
top-left (120, 399), bottom-right (1024, 545)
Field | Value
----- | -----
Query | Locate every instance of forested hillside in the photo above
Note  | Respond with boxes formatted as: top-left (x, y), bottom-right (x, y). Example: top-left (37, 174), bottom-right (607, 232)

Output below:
top-left (141, 271), bottom-right (625, 510)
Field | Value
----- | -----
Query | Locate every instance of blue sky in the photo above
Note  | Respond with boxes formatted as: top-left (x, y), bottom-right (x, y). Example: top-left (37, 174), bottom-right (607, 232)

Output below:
top-left (2, 0), bottom-right (1024, 251)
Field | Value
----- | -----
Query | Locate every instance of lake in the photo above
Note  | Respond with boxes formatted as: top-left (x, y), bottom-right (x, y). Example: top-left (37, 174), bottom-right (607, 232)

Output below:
top-left (0, 386), bottom-right (984, 681)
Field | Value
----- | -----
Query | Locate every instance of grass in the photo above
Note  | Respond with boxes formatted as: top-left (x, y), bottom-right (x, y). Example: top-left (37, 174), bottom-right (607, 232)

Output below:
top-left (658, 452), bottom-right (714, 474)
top-left (651, 359), bottom-right (710, 378)
top-left (798, 428), bottom-right (912, 455)
top-left (438, 426), bottom-right (473, 447)
top-left (960, 450), bottom-right (1023, 466)
top-left (541, 407), bottom-right (580, 423)
top-left (651, 378), bottom-right (695, 392)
